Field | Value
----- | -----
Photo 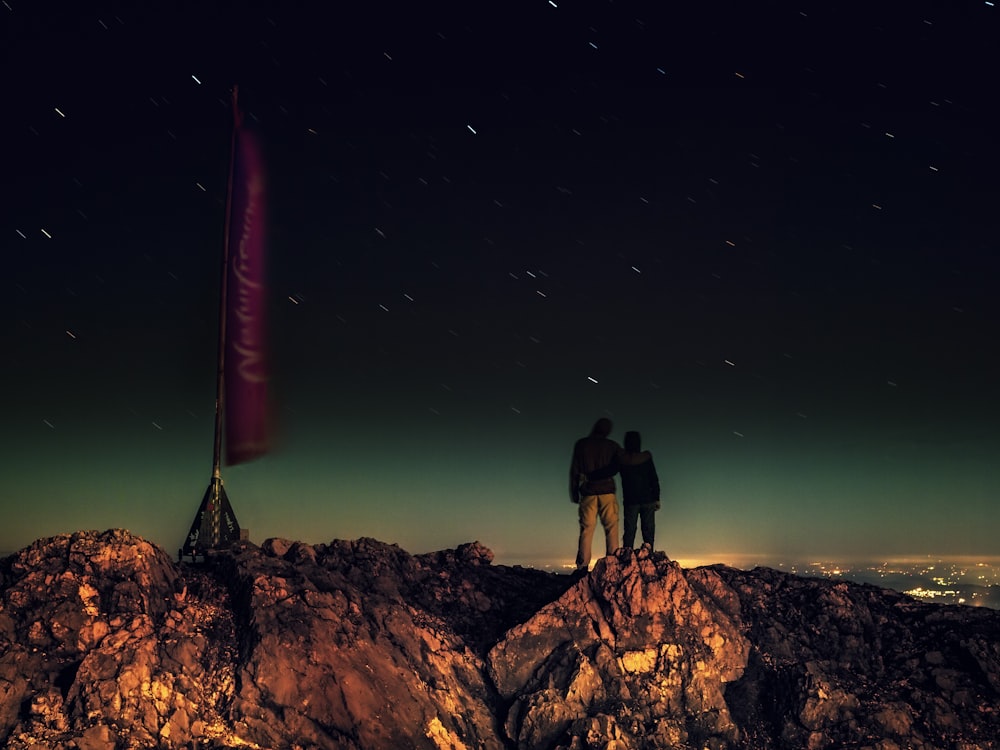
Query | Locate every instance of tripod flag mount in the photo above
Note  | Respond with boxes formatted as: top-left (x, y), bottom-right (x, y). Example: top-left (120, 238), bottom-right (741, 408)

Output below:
top-left (182, 477), bottom-right (242, 558)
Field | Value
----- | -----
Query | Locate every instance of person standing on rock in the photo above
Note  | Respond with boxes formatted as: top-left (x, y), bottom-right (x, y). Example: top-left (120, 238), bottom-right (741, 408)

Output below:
top-left (619, 430), bottom-right (661, 550)
top-left (569, 417), bottom-right (648, 573)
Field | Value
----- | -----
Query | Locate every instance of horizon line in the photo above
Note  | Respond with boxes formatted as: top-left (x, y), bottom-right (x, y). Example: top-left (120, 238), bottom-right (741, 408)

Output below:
top-left (495, 551), bottom-right (1000, 570)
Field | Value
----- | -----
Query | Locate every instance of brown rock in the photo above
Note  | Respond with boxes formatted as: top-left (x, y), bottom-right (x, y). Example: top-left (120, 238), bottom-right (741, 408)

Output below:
top-left (489, 546), bottom-right (749, 749)
top-left (2, 530), bottom-right (999, 749)
top-left (0, 530), bottom-right (237, 749)
top-left (212, 535), bottom-right (562, 749)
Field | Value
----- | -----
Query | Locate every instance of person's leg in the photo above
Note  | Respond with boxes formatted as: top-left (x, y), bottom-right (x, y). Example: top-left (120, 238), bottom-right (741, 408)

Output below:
top-left (639, 503), bottom-right (656, 548)
top-left (596, 493), bottom-right (620, 556)
top-left (576, 495), bottom-right (598, 570)
top-left (622, 503), bottom-right (639, 549)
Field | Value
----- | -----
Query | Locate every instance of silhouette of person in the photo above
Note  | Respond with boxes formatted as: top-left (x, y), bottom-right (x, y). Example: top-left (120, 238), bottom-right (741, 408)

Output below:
top-left (619, 430), bottom-right (660, 549)
top-left (569, 418), bottom-right (648, 572)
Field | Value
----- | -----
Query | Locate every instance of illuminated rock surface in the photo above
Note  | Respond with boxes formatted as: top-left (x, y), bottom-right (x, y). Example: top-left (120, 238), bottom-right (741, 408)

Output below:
top-left (1, 529), bottom-right (998, 748)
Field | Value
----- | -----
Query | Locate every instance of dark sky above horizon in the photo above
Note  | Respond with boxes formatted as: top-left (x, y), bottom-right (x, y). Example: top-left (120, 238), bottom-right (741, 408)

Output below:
top-left (3, 0), bottom-right (998, 566)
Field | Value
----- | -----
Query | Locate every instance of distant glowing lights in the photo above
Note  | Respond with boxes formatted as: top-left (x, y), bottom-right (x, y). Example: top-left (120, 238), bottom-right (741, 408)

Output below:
top-left (587, 376), bottom-right (598, 384)
top-left (54, 107), bottom-right (66, 118)
top-left (191, 75), bottom-right (202, 84)
top-left (467, 124), bottom-right (477, 134)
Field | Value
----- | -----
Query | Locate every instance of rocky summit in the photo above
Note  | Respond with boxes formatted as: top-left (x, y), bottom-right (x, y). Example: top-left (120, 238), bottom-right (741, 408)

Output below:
top-left (1, 530), bottom-right (998, 749)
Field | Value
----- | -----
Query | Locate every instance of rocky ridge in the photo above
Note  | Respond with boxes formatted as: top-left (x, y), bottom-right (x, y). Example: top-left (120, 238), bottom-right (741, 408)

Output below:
top-left (1, 529), bottom-right (998, 749)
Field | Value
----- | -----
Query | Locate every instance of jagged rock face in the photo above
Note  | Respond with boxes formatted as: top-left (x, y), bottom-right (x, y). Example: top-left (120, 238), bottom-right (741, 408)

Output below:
top-left (700, 564), bottom-right (1000, 749)
top-left (0, 529), bottom-right (238, 749)
top-left (214, 537), bottom-right (520, 749)
top-left (1, 530), bottom-right (999, 749)
top-left (0, 531), bottom-right (573, 749)
top-left (488, 547), bottom-right (750, 749)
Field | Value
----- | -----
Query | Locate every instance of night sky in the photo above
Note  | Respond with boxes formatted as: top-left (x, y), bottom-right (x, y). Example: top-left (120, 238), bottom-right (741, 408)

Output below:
top-left (4, 1), bottom-right (998, 566)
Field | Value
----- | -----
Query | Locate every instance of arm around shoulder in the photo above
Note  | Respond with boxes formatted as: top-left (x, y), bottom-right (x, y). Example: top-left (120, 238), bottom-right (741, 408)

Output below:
top-left (618, 448), bottom-right (652, 466)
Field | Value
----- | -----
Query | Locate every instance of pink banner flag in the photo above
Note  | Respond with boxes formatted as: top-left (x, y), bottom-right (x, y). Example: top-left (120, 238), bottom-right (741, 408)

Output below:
top-left (224, 113), bottom-right (269, 465)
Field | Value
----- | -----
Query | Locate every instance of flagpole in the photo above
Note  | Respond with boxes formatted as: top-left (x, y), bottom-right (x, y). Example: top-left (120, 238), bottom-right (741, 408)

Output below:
top-left (213, 85), bottom-right (241, 484)
top-left (204, 85), bottom-right (241, 550)
top-left (180, 86), bottom-right (242, 561)
top-left (204, 85), bottom-right (241, 549)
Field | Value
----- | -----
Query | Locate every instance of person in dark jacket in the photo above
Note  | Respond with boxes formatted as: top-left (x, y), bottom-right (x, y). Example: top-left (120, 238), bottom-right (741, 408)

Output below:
top-left (619, 430), bottom-right (661, 550)
top-left (568, 418), bottom-right (649, 572)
